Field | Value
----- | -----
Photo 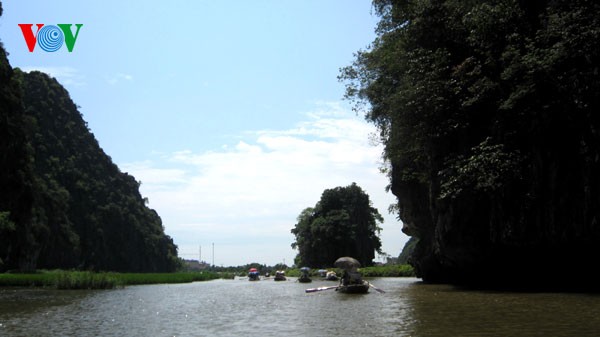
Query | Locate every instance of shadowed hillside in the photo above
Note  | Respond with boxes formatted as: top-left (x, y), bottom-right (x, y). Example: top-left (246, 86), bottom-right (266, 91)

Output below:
top-left (0, 11), bottom-right (179, 272)
top-left (342, 0), bottom-right (600, 289)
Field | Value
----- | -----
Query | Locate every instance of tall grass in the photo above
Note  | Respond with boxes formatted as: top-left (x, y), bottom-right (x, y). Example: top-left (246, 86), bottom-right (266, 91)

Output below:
top-left (54, 271), bottom-right (121, 289)
top-left (360, 264), bottom-right (415, 277)
top-left (117, 271), bottom-right (224, 285)
top-left (0, 272), bottom-right (54, 287)
top-left (0, 270), bottom-right (225, 289)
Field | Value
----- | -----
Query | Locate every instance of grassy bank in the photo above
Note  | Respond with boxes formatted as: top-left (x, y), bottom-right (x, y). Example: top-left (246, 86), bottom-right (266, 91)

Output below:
top-left (0, 265), bottom-right (413, 289)
top-left (117, 271), bottom-right (233, 285)
top-left (0, 270), bottom-right (230, 289)
top-left (360, 264), bottom-right (415, 277)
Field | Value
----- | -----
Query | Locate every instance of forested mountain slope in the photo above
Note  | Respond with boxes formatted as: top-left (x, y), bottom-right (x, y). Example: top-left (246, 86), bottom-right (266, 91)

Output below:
top-left (0, 19), bottom-right (179, 272)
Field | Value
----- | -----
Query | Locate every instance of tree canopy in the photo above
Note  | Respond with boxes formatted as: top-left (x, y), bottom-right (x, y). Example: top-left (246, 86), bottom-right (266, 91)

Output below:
top-left (291, 183), bottom-right (383, 268)
top-left (340, 0), bottom-right (600, 287)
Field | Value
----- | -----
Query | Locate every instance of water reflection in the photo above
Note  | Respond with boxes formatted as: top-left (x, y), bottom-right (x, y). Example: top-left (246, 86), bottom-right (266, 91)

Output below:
top-left (0, 288), bottom-right (90, 316)
top-left (402, 281), bottom-right (600, 337)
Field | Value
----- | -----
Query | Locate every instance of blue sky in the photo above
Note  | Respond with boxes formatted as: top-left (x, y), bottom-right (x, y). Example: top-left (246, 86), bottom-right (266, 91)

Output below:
top-left (0, 1), bottom-right (408, 266)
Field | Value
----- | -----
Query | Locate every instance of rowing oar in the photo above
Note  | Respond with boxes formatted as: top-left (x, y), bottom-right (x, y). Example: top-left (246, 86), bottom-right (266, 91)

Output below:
top-left (305, 285), bottom-right (339, 293)
top-left (369, 283), bottom-right (386, 293)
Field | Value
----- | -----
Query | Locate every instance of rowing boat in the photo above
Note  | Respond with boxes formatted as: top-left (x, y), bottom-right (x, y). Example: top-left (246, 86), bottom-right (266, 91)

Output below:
top-left (336, 280), bottom-right (370, 294)
top-left (274, 270), bottom-right (286, 281)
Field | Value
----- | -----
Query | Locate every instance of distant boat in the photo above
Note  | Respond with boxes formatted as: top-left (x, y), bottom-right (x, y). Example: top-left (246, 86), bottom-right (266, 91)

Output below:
top-left (248, 268), bottom-right (260, 281)
top-left (274, 270), bottom-right (286, 281)
top-left (298, 267), bottom-right (312, 283)
top-left (325, 271), bottom-right (338, 281)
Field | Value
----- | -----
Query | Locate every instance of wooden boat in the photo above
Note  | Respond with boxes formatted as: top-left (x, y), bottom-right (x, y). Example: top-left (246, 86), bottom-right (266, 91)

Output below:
top-left (274, 270), bottom-right (286, 281)
top-left (298, 267), bottom-right (312, 283)
top-left (336, 280), bottom-right (370, 294)
top-left (298, 275), bottom-right (312, 283)
top-left (325, 271), bottom-right (338, 281)
top-left (334, 257), bottom-right (367, 293)
top-left (248, 267), bottom-right (260, 281)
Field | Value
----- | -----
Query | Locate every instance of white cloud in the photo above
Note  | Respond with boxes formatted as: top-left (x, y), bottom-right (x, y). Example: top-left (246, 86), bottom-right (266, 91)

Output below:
top-left (120, 103), bottom-right (407, 266)
top-left (120, 161), bottom-right (187, 189)
top-left (106, 72), bottom-right (134, 85)
top-left (20, 66), bottom-right (86, 86)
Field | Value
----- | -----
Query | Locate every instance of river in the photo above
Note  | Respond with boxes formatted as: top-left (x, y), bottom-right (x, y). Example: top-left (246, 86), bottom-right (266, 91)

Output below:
top-left (1, 277), bottom-right (600, 336)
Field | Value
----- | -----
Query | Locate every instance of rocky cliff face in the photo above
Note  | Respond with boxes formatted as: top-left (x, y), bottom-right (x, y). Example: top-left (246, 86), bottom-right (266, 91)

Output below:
top-left (400, 131), bottom-right (600, 289)
top-left (343, 0), bottom-right (600, 290)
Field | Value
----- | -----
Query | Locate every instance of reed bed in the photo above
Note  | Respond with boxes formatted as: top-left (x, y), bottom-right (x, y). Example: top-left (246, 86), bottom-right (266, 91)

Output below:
top-left (54, 271), bottom-right (121, 289)
top-left (117, 272), bottom-right (223, 285)
top-left (360, 264), bottom-right (415, 277)
top-left (0, 270), bottom-right (225, 289)
top-left (0, 272), bottom-right (54, 287)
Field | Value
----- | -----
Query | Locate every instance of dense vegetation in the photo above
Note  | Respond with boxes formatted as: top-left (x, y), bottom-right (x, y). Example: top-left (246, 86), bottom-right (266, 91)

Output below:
top-left (0, 5), bottom-right (179, 272)
top-left (359, 264), bottom-right (414, 277)
top-left (291, 183), bottom-right (383, 268)
top-left (341, 0), bottom-right (600, 288)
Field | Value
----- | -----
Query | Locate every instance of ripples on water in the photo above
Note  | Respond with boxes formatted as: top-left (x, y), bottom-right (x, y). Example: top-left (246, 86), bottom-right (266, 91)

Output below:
top-left (1, 277), bottom-right (600, 336)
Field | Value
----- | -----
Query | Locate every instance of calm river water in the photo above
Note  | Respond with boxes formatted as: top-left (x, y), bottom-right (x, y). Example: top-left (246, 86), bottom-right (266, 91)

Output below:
top-left (1, 277), bottom-right (600, 336)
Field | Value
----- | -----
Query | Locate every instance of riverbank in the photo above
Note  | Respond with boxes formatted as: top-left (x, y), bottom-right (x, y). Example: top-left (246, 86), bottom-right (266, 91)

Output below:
top-left (360, 264), bottom-right (415, 277)
top-left (0, 270), bottom-right (232, 289)
top-left (0, 265), bottom-right (413, 289)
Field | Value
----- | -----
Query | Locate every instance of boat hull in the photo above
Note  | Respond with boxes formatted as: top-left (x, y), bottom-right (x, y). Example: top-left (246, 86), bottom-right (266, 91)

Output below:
top-left (336, 281), bottom-right (370, 294)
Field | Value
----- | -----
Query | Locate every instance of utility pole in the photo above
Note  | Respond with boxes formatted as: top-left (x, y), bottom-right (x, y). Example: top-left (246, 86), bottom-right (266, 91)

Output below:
top-left (199, 245), bottom-right (201, 263)
top-left (212, 242), bottom-right (214, 267)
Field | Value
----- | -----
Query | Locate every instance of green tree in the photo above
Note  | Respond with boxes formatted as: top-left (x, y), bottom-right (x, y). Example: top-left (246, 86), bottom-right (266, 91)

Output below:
top-left (291, 183), bottom-right (383, 268)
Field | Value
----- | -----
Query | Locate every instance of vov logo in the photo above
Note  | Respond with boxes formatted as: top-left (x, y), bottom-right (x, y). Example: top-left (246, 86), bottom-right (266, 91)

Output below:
top-left (18, 24), bottom-right (83, 52)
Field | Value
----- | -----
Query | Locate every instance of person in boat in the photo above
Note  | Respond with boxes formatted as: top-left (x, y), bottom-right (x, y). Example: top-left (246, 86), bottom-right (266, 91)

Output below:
top-left (274, 270), bottom-right (286, 281)
top-left (325, 270), bottom-right (338, 281)
top-left (298, 267), bottom-right (312, 283)
top-left (340, 267), bottom-right (363, 287)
